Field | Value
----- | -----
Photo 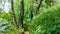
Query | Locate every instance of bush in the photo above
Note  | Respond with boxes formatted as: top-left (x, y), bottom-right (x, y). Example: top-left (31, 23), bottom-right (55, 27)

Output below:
top-left (30, 5), bottom-right (60, 34)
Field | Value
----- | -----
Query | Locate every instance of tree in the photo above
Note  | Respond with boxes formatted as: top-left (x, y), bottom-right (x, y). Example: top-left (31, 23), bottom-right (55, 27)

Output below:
top-left (11, 0), bottom-right (24, 29)
top-left (18, 0), bottom-right (24, 27)
top-left (11, 0), bottom-right (19, 29)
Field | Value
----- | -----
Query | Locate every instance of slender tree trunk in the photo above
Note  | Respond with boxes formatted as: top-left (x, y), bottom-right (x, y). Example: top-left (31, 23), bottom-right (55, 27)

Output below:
top-left (35, 0), bottom-right (43, 15)
top-left (37, 0), bottom-right (43, 11)
top-left (11, 0), bottom-right (19, 29)
top-left (18, 0), bottom-right (24, 27)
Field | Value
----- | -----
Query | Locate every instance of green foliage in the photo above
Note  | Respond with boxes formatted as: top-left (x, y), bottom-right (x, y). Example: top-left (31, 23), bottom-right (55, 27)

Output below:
top-left (30, 5), bottom-right (60, 34)
top-left (0, 18), bottom-right (18, 34)
top-left (0, 12), bottom-right (12, 22)
top-left (44, 0), bottom-right (55, 7)
top-left (0, 0), bottom-right (60, 34)
top-left (14, 0), bottom-right (20, 21)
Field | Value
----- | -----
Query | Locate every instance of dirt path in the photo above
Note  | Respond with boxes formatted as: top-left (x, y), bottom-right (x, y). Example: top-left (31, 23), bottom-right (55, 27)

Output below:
top-left (21, 31), bottom-right (29, 34)
top-left (24, 31), bottom-right (29, 34)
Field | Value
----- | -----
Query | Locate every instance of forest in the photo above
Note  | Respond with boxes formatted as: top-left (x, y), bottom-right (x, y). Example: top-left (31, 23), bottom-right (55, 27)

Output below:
top-left (0, 0), bottom-right (60, 34)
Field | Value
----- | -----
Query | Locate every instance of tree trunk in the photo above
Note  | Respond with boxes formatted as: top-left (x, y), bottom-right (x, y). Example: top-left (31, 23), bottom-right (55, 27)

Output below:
top-left (37, 0), bottom-right (43, 10)
top-left (11, 0), bottom-right (19, 29)
top-left (18, 0), bottom-right (24, 27)
top-left (35, 0), bottom-right (43, 15)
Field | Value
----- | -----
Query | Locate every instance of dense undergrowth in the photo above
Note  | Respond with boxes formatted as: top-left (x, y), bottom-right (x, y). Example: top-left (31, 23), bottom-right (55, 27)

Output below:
top-left (0, 5), bottom-right (60, 34)
top-left (30, 5), bottom-right (60, 34)
top-left (0, 0), bottom-right (60, 33)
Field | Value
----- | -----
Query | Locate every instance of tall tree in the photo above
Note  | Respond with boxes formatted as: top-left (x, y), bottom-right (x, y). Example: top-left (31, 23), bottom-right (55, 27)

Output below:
top-left (18, 0), bottom-right (24, 27)
top-left (11, 0), bottom-right (19, 29)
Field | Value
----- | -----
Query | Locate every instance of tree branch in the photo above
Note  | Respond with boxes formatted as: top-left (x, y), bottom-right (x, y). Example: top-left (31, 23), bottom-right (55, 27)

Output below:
top-left (36, 0), bottom-right (43, 13)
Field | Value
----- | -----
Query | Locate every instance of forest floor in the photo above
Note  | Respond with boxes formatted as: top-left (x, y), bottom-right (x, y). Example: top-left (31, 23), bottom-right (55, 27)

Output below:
top-left (24, 31), bottom-right (29, 34)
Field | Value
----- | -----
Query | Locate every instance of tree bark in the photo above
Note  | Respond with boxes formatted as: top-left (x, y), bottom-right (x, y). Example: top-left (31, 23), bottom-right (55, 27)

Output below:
top-left (18, 0), bottom-right (24, 27)
top-left (11, 0), bottom-right (19, 29)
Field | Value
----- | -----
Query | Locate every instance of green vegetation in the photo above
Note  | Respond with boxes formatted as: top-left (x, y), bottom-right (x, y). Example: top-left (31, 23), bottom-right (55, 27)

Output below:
top-left (0, 0), bottom-right (60, 34)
